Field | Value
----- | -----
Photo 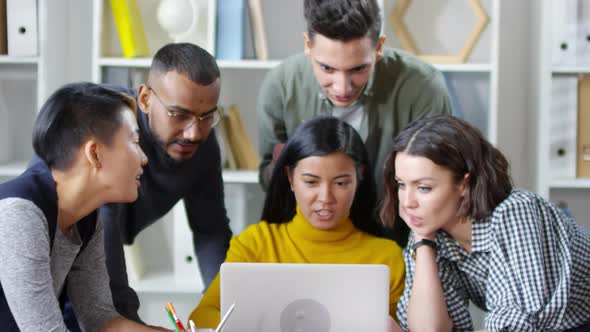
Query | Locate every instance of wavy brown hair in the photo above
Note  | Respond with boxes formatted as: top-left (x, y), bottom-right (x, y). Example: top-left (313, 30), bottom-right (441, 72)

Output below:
top-left (380, 115), bottom-right (512, 228)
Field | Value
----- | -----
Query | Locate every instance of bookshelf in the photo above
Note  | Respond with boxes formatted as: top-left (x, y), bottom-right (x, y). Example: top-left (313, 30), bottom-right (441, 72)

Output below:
top-left (0, 55), bottom-right (38, 63)
top-left (534, 0), bottom-right (590, 226)
top-left (382, 1), bottom-right (534, 189)
top-left (0, 0), bottom-right (84, 180)
top-left (91, 0), bottom-right (534, 327)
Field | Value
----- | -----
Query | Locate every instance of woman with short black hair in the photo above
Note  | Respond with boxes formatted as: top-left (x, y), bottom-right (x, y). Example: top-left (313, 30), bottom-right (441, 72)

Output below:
top-left (0, 82), bottom-right (169, 331)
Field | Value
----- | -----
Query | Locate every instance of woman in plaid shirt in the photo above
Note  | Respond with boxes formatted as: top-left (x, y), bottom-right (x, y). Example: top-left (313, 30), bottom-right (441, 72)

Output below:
top-left (381, 115), bottom-right (590, 332)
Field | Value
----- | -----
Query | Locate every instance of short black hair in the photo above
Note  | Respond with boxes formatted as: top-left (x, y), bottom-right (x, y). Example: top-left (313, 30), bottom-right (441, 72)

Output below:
top-left (33, 82), bottom-right (136, 170)
top-left (261, 116), bottom-right (384, 237)
top-left (304, 0), bottom-right (382, 45)
top-left (150, 43), bottom-right (220, 85)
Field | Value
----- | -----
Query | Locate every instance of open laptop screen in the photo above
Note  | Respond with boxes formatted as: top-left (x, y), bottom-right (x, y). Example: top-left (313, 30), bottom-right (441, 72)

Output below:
top-left (220, 262), bottom-right (390, 332)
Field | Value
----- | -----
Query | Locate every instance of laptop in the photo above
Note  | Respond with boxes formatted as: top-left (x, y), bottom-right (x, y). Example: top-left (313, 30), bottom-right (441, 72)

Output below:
top-left (219, 262), bottom-right (390, 332)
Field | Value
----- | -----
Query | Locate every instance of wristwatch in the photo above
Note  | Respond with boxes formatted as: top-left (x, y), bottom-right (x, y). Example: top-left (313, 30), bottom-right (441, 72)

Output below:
top-left (411, 239), bottom-right (437, 260)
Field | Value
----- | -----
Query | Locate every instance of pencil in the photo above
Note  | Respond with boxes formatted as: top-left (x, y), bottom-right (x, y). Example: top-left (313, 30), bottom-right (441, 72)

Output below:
top-left (167, 302), bottom-right (187, 332)
top-left (215, 302), bottom-right (236, 332)
top-left (165, 307), bottom-right (180, 332)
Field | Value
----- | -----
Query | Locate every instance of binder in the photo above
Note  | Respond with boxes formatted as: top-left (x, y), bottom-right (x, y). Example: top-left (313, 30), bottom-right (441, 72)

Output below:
top-left (6, 0), bottom-right (38, 56)
top-left (550, 76), bottom-right (577, 179)
top-left (216, 0), bottom-right (244, 60)
top-left (171, 200), bottom-right (201, 285)
top-left (109, 0), bottom-right (149, 58)
top-left (0, 0), bottom-right (7, 55)
top-left (577, 75), bottom-right (590, 177)
top-left (578, 1), bottom-right (590, 64)
top-left (551, 0), bottom-right (577, 65)
top-left (123, 244), bottom-right (144, 282)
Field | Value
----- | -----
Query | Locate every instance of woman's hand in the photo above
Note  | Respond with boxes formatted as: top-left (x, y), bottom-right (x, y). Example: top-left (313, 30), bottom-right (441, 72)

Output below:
top-left (388, 315), bottom-right (403, 332)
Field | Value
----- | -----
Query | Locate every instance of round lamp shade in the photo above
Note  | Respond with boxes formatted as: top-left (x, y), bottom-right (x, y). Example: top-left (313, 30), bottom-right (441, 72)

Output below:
top-left (156, 0), bottom-right (200, 42)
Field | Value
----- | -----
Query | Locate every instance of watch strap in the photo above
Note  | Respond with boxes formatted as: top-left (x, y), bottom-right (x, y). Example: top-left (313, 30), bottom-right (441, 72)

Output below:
top-left (411, 239), bottom-right (437, 260)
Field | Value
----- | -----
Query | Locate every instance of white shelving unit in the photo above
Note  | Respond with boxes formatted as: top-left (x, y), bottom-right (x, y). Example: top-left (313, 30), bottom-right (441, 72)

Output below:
top-left (90, 0), bottom-right (534, 327)
top-left (535, 0), bottom-right (590, 226)
top-left (381, 0), bottom-right (534, 190)
top-left (0, 0), bottom-right (77, 181)
top-left (0, 56), bottom-right (39, 64)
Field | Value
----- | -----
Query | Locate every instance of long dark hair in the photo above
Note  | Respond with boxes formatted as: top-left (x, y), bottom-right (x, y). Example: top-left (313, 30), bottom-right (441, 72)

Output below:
top-left (380, 115), bottom-right (512, 227)
top-left (261, 116), bottom-right (383, 236)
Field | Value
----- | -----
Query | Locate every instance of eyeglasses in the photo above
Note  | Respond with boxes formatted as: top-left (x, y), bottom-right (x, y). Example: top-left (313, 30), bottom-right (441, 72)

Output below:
top-left (148, 86), bottom-right (221, 130)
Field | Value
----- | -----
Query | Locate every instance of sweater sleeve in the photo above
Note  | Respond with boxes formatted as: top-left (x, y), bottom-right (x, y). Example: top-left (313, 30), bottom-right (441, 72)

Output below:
top-left (387, 242), bottom-right (406, 320)
top-left (189, 223), bottom-right (262, 328)
top-left (67, 219), bottom-right (121, 331)
top-left (484, 194), bottom-right (576, 331)
top-left (98, 203), bottom-right (143, 323)
top-left (0, 198), bottom-right (68, 331)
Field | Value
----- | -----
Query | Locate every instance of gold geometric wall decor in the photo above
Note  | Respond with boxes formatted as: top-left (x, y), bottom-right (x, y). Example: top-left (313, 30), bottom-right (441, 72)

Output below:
top-left (390, 0), bottom-right (489, 64)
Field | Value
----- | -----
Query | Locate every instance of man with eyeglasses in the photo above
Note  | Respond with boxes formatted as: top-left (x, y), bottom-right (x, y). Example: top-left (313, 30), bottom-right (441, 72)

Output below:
top-left (60, 43), bottom-right (232, 330)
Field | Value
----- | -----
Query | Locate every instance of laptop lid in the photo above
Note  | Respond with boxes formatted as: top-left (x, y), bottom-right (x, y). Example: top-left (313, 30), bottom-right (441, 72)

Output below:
top-left (220, 262), bottom-right (390, 332)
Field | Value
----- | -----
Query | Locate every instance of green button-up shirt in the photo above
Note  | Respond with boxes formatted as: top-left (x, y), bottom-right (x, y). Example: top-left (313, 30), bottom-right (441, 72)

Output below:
top-left (257, 47), bottom-right (452, 196)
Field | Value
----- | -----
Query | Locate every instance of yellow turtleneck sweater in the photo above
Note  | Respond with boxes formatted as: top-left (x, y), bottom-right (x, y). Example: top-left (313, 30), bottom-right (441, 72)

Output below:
top-left (189, 207), bottom-right (405, 328)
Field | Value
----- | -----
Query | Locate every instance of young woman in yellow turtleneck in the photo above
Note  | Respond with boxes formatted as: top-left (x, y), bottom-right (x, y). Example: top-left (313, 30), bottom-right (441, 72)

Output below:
top-left (189, 117), bottom-right (405, 329)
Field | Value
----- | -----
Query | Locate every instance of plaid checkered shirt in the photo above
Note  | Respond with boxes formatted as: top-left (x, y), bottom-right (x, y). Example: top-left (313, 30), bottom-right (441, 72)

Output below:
top-left (397, 190), bottom-right (590, 332)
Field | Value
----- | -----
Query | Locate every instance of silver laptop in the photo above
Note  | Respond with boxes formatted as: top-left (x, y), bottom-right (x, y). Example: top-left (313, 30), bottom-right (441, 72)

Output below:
top-left (219, 262), bottom-right (390, 332)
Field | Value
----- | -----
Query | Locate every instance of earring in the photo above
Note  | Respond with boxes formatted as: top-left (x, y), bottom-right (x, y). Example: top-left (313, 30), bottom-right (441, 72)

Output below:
top-left (96, 161), bottom-right (102, 169)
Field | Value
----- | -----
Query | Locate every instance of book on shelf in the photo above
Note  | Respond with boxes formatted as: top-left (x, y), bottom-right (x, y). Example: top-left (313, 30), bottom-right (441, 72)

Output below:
top-left (0, 0), bottom-right (6, 55)
top-left (242, 0), bottom-right (256, 59)
top-left (248, 0), bottom-right (268, 60)
top-left (216, 0), bottom-right (245, 60)
top-left (221, 105), bottom-right (258, 170)
top-left (109, 0), bottom-right (150, 58)
top-left (217, 107), bottom-right (238, 170)
top-left (577, 75), bottom-right (590, 178)
top-left (215, 0), bottom-right (257, 60)
top-left (6, 0), bottom-right (37, 56)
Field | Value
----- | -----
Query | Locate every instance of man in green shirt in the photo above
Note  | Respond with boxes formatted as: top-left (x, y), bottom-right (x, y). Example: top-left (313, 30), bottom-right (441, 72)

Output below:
top-left (257, 0), bottom-right (452, 247)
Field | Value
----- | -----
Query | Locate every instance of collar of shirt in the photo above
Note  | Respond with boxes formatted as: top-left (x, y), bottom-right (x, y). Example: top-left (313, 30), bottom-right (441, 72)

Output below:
top-left (471, 217), bottom-right (493, 253)
top-left (436, 218), bottom-right (492, 263)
